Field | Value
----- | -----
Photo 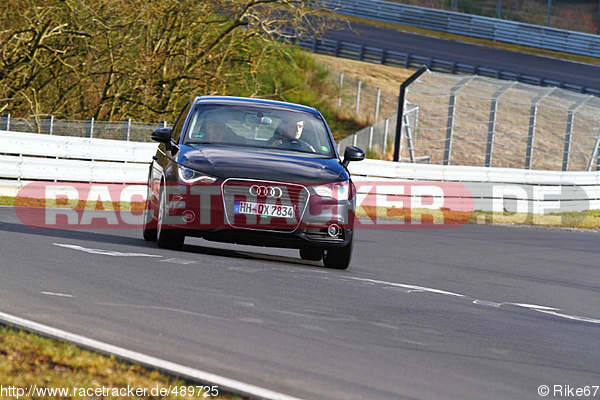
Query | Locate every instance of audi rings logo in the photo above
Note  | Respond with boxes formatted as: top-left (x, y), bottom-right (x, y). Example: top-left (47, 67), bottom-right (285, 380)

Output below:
top-left (249, 185), bottom-right (283, 198)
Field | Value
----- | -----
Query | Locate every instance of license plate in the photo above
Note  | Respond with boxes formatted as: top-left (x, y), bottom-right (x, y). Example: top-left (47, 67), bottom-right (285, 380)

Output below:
top-left (234, 201), bottom-right (295, 218)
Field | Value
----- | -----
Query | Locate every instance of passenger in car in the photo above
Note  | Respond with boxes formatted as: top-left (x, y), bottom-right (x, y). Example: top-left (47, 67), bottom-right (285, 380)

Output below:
top-left (200, 120), bottom-right (245, 144)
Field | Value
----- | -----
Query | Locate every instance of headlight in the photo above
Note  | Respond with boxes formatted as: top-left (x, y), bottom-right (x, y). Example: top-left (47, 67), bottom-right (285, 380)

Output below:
top-left (177, 165), bottom-right (217, 184)
top-left (314, 181), bottom-right (349, 200)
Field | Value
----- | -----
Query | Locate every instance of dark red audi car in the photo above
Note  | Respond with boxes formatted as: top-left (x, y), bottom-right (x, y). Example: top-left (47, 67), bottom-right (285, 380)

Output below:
top-left (143, 96), bottom-right (364, 269)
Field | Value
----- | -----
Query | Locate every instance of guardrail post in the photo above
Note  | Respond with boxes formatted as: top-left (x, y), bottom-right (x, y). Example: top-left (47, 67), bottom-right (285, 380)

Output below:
top-left (45, 115), bottom-right (54, 135)
top-left (563, 97), bottom-right (590, 171)
top-left (444, 77), bottom-right (473, 165)
top-left (525, 90), bottom-right (551, 169)
top-left (374, 88), bottom-right (381, 123)
top-left (486, 83), bottom-right (514, 167)
top-left (355, 80), bottom-right (362, 115)
top-left (562, 111), bottom-right (574, 171)
top-left (1, 113), bottom-right (10, 131)
top-left (86, 117), bottom-right (94, 138)
top-left (587, 128), bottom-right (600, 171)
top-left (383, 118), bottom-right (389, 155)
top-left (338, 72), bottom-right (344, 109)
top-left (405, 114), bottom-right (416, 163)
top-left (525, 106), bottom-right (537, 169)
top-left (394, 66), bottom-right (427, 162)
top-left (123, 118), bottom-right (131, 141)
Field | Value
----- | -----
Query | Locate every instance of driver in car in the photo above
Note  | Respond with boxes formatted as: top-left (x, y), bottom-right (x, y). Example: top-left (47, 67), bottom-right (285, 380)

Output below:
top-left (269, 119), bottom-right (315, 152)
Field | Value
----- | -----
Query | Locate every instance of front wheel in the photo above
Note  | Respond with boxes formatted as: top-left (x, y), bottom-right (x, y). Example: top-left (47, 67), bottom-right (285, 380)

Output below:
top-left (142, 182), bottom-right (157, 242)
top-left (323, 235), bottom-right (353, 270)
top-left (156, 186), bottom-right (185, 250)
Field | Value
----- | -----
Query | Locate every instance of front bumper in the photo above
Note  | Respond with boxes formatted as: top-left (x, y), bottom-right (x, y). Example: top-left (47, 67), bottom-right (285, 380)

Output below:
top-left (158, 180), bottom-right (355, 249)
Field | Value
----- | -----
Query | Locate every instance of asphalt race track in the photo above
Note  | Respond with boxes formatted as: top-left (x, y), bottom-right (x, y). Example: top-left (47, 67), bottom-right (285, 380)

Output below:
top-left (1, 206), bottom-right (599, 399)
top-left (324, 21), bottom-right (600, 92)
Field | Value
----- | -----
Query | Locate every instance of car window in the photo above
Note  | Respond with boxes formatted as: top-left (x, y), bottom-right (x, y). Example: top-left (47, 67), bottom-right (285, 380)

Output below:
top-left (185, 104), bottom-right (335, 157)
top-left (171, 101), bottom-right (192, 143)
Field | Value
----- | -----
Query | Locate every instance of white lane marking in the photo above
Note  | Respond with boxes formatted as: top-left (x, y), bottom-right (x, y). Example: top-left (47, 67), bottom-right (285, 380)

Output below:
top-left (41, 292), bottom-right (74, 298)
top-left (507, 303), bottom-right (560, 311)
top-left (160, 258), bottom-right (197, 265)
top-left (54, 243), bottom-right (162, 258)
top-left (0, 310), bottom-right (306, 400)
top-left (472, 300), bottom-right (502, 307)
top-left (349, 277), bottom-right (466, 298)
top-left (94, 303), bottom-right (230, 322)
top-left (532, 310), bottom-right (600, 324)
top-left (348, 277), bottom-right (600, 325)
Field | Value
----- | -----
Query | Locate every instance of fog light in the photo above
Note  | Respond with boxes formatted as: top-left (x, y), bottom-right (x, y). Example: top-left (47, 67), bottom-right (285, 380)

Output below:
top-left (182, 210), bottom-right (195, 223)
top-left (327, 224), bottom-right (340, 237)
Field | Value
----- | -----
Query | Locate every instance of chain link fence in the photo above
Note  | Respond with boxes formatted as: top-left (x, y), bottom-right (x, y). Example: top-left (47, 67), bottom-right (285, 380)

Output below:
top-left (339, 70), bottom-right (600, 171)
top-left (327, 70), bottom-right (398, 126)
top-left (399, 70), bottom-right (600, 171)
top-left (0, 114), bottom-right (166, 142)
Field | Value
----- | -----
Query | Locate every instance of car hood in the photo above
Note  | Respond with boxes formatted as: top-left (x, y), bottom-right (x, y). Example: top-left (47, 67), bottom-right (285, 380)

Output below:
top-left (177, 144), bottom-right (348, 183)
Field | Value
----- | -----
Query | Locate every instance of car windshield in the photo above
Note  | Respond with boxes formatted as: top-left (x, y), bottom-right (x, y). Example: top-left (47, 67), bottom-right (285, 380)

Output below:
top-left (184, 104), bottom-right (336, 157)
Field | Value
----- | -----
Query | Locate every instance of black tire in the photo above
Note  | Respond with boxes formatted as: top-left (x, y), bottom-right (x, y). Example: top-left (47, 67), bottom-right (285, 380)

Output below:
top-left (156, 186), bottom-right (184, 250)
top-left (323, 235), bottom-right (353, 270)
top-left (142, 183), bottom-right (157, 242)
top-left (299, 247), bottom-right (323, 261)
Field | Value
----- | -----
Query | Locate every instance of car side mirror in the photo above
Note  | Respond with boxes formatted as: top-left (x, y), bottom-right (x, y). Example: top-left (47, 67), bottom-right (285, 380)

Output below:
top-left (152, 127), bottom-right (177, 154)
top-left (151, 127), bottom-right (172, 143)
top-left (342, 146), bottom-right (365, 167)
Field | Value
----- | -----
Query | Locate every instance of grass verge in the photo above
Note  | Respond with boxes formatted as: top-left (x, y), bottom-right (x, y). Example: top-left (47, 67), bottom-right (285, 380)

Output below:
top-left (355, 207), bottom-right (600, 230)
top-left (0, 325), bottom-right (240, 399)
top-left (4, 194), bottom-right (600, 230)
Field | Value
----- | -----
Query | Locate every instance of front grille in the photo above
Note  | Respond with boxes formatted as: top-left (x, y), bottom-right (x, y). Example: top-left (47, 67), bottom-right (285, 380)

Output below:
top-left (222, 179), bottom-right (309, 232)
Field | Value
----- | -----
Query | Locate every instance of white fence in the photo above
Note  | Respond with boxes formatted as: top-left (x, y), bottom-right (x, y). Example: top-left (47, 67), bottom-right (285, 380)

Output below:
top-left (1, 130), bottom-right (599, 214)
top-left (349, 159), bottom-right (600, 213)
top-left (0, 130), bottom-right (157, 196)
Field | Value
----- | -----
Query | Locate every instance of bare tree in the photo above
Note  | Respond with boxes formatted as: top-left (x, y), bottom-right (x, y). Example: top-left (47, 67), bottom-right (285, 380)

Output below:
top-left (0, 0), bottom-right (332, 122)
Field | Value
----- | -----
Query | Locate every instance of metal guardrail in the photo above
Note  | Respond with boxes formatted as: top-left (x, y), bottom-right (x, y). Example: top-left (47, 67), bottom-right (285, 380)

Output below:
top-left (349, 160), bottom-right (600, 213)
top-left (295, 36), bottom-right (600, 97)
top-left (1, 129), bottom-right (599, 213)
top-left (1, 129), bottom-right (598, 213)
top-left (0, 130), bottom-right (157, 183)
top-left (322, 0), bottom-right (600, 58)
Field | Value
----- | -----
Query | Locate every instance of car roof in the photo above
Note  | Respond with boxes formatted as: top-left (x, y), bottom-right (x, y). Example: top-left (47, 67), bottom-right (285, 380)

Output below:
top-left (192, 96), bottom-right (320, 116)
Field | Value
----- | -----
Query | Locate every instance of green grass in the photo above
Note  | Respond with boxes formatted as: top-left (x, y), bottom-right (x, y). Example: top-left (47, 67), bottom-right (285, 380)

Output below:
top-left (5, 194), bottom-right (599, 229)
top-left (0, 325), bottom-right (241, 399)
top-left (355, 206), bottom-right (600, 229)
